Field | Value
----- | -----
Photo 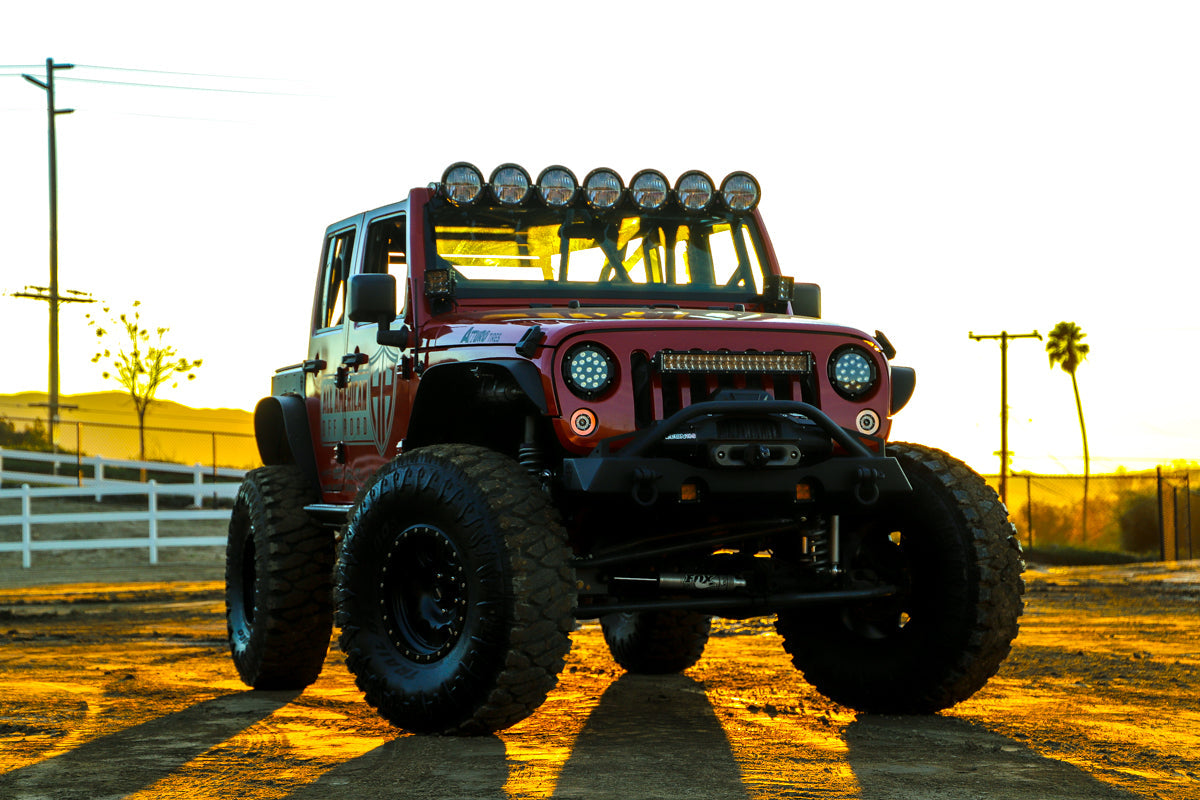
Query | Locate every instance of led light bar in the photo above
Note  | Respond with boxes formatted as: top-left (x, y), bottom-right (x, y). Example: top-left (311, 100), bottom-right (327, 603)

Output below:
top-left (657, 351), bottom-right (812, 374)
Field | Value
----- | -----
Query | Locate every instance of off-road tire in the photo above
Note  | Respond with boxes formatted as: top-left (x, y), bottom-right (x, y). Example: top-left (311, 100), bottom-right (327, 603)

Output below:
top-left (601, 611), bottom-right (712, 674)
top-left (225, 465), bottom-right (334, 689)
top-left (775, 442), bottom-right (1024, 713)
top-left (334, 444), bottom-right (576, 735)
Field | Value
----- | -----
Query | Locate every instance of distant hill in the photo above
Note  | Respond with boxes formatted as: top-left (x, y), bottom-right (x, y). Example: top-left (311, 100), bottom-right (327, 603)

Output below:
top-left (1, 391), bottom-right (259, 468)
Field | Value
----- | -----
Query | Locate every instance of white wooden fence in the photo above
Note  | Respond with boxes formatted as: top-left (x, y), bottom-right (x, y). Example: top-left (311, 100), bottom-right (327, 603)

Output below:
top-left (0, 448), bottom-right (247, 568)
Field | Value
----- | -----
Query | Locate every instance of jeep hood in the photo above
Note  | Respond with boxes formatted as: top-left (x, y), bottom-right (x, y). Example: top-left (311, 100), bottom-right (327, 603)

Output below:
top-left (421, 307), bottom-right (876, 350)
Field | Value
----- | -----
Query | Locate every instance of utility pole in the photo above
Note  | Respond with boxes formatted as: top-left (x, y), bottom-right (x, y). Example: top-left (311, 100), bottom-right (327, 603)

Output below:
top-left (969, 329), bottom-right (1041, 506)
top-left (21, 58), bottom-right (75, 446)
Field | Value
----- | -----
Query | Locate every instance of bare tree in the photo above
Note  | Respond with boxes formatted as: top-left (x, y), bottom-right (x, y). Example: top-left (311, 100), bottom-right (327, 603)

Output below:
top-left (87, 301), bottom-right (203, 463)
top-left (1045, 321), bottom-right (1090, 540)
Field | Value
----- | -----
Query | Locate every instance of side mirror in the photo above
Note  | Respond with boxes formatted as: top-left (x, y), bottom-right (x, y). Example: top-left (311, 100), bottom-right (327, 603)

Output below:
top-left (792, 283), bottom-right (821, 318)
top-left (348, 273), bottom-right (410, 348)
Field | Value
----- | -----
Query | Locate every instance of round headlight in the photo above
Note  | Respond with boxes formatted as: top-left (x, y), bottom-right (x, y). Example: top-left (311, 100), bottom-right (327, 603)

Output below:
top-left (829, 345), bottom-right (879, 400)
top-left (537, 165), bottom-right (579, 207)
top-left (630, 169), bottom-right (669, 211)
top-left (442, 162), bottom-right (485, 206)
top-left (675, 170), bottom-right (716, 212)
top-left (563, 342), bottom-right (616, 399)
top-left (720, 171), bottom-right (760, 213)
top-left (490, 163), bottom-right (532, 206)
top-left (583, 168), bottom-right (624, 210)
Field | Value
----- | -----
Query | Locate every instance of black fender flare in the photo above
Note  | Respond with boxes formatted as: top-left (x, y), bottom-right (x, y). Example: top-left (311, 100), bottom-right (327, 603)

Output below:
top-left (407, 358), bottom-right (549, 448)
top-left (254, 395), bottom-right (319, 489)
top-left (473, 358), bottom-right (549, 414)
top-left (890, 366), bottom-right (917, 415)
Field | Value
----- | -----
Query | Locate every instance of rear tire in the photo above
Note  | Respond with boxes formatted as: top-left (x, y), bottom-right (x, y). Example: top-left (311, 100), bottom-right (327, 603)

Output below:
top-left (335, 444), bottom-right (576, 735)
top-left (225, 465), bottom-right (333, 689)
top-left (601, 611), bottom-right (712, 674)
top-left (776, 442), bottom-right (1024, 713)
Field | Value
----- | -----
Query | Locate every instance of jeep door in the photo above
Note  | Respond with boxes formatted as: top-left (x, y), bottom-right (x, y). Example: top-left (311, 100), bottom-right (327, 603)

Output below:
top-left (307, 214), bottom-right (363, 497)
top-left (339, 202), bottom-right (416, 495)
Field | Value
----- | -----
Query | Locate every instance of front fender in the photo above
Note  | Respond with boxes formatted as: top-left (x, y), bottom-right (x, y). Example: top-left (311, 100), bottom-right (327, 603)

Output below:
top-left (254, 395), bottom-right (319, 488)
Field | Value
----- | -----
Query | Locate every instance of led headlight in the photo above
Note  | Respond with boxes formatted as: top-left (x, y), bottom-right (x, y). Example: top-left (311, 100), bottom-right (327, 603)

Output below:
top-left (720, 171), bottom-right (760, 213)
top-left (563, 342), bottom-right (616, 399)
top-left (441, 162), bottom-right (485, 206)
top-left (584, 168), bottom-right (624, 210)
top-left (630, 169), bottom-right (669, 211)
top-left (490, 163), bottom-right (532, 206)
top-left (675, 170), bottom-right (716, 212)
top-left (829, 345), bottom-right (879, 400)
top-left (537, 165), bottom-right (579, 207)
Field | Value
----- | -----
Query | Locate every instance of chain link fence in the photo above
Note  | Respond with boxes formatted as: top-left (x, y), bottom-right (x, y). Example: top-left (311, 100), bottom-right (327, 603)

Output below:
top-left (1, 415), bottom-right (259, 475)
top-left (2, 412), bottom-right (1196, 562)
top-left (987, 470), bottom-right (1197, 562)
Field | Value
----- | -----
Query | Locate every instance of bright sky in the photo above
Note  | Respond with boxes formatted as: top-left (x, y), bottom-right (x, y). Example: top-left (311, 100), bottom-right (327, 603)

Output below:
top-left (2, 1), bottom-right (1198, 476)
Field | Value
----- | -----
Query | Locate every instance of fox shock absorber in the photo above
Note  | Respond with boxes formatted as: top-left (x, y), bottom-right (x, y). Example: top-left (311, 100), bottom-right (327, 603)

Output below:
top-left (612, 574), bottom-right (748, 591)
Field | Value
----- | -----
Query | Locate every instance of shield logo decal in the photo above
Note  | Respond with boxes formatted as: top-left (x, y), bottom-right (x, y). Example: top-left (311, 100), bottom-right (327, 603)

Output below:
top-left (367, 348), bottom-right (400, 457)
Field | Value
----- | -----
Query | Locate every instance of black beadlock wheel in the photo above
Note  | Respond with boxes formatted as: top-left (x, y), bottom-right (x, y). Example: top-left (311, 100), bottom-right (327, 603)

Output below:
top-left (225, 465), bottom-right (334, 690)
top-left (601, 611), bottom-right (712, 674)
top-left (335, 444), bottom-right (576, 735)
top-left (775, 442), bottom-right (1025, 714)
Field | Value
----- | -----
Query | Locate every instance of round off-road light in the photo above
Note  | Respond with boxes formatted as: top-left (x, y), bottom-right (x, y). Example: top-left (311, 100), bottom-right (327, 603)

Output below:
top-left (720, 171), bottom-right (761, 213)
top-left (584, 168), bottom-right (624, 210)
top-left (441, 162), bottom-right (485, 206)
top-left (563, 342), bottom-right (616, 399)
top-left (630, 169), bottom-right (669, 211)
top-left (675, 170), bottom-right (716, 212)
top-left (829, 345), bottom-right (878, 400)
top-left (489, 163), bottom-right (532, 206)
top-left (537, 165), bottom-right (579, 207)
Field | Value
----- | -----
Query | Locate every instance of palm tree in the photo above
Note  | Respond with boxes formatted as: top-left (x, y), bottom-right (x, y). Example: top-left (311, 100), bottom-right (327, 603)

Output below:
top-left (1046, 321), bottom-right (1090, 541)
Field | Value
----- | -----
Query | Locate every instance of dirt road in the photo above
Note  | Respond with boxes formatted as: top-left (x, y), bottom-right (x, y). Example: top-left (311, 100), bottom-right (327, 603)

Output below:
top-left (1, 561), bottom-right (1197, 800)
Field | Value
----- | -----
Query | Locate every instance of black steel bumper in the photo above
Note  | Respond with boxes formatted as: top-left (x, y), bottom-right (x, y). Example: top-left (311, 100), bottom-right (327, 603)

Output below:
top-left (560, 399), bottom-right (912, 506)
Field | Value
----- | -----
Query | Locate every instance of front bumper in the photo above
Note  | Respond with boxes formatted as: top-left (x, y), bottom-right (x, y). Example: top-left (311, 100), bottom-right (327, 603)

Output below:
top-left (560, 398), bottom-right (912, 506)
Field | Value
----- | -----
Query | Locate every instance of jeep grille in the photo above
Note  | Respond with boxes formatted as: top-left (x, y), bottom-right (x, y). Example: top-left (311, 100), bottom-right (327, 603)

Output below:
top-left (631, 350), bottom-right (816, 428)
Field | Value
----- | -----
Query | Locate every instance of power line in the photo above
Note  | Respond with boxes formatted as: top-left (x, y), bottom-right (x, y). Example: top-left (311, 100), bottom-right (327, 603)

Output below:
top-left (70, 108), bottom-right (252, 124)
top-left (5, 63), bottom-right (296, 81)
top-left (73, 63), bottom-right (296, 80)
top-left (58, 76), bottom-right (312, 96)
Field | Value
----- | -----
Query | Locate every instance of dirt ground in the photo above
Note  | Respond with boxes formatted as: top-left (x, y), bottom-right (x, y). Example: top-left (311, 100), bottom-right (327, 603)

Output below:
top-left (0, 549), bottom-right (1197, 800)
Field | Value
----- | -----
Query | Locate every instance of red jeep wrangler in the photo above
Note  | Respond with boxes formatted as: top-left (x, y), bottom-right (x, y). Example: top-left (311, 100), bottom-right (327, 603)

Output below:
top-left (225, 163), bottom-right (1024, 734)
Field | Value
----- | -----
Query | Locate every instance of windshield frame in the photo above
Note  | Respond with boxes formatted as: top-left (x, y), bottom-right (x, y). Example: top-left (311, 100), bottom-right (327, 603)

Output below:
top-left (424, 200), bottom-right (774, 305)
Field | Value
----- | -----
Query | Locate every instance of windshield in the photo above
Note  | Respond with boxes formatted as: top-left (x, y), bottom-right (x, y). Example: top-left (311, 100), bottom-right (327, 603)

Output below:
top-left (429, 205), bottom-right (768, 301)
